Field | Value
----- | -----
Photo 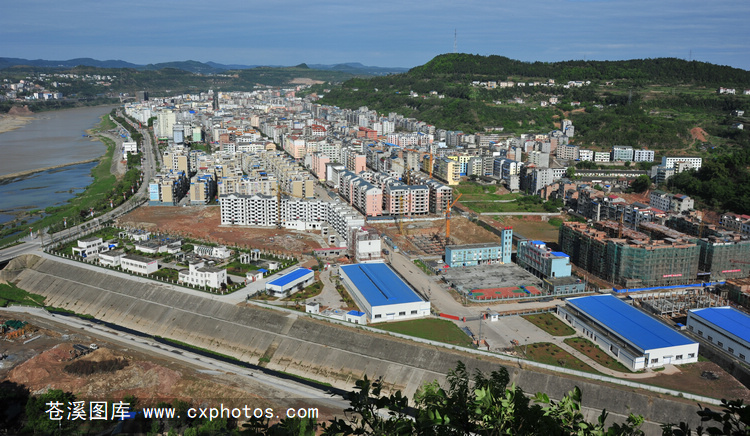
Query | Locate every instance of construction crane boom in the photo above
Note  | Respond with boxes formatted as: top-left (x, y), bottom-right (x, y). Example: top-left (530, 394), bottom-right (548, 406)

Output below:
top-left (445, 191), bottom-right (463, 240)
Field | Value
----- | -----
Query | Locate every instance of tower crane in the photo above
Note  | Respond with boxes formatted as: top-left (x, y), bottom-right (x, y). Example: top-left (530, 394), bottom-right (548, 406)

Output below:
top-left (445, 191), bottom-right (463, 241)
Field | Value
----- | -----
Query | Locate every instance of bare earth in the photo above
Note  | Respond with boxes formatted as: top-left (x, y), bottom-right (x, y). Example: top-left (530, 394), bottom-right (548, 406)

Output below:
top-left (117, 206), bottom-right (323, 255)
top-left (0, 114), bottom-right (34, 134)
top-left (690, 127), bottom-right (708, 142)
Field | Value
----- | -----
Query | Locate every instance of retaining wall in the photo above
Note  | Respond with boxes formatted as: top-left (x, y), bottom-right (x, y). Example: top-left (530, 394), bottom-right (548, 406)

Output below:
top-left (3, 255), bottom-right (708, 432)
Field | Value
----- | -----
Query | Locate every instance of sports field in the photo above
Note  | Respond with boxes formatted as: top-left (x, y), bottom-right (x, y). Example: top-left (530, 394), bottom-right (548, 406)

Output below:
top-left (469, 285), bottom-right (542, 300)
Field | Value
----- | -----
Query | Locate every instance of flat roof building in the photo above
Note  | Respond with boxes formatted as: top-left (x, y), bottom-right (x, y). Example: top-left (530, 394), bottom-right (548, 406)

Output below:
top-left (687, 307), bottom-right (750, 364)
top-left (339, 263), bottom-right (430, 323)
top-left (558, 294), bottom-right (699, 370)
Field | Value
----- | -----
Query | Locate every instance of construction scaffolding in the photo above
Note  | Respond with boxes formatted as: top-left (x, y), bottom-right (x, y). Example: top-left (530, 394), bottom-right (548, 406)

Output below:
top-left (635, 288), bottom-right (728, 318)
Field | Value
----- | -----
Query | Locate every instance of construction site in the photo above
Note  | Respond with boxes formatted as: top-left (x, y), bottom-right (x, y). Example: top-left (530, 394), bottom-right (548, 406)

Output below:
top-left (559, 221), bottom-right (701, 289)
top-left (632, 287), bottom-right (730, 319)
top-left (440, 264), bottom-right (544, 303)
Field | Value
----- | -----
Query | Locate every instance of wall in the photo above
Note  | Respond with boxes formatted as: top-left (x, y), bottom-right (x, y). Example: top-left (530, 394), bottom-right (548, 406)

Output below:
top-left (2, 255), bottom-right (714, 433)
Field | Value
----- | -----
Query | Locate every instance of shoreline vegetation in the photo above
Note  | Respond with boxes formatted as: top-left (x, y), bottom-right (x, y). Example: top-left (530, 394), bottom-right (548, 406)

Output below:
top-left (0, 112), bottom-right (120, 246)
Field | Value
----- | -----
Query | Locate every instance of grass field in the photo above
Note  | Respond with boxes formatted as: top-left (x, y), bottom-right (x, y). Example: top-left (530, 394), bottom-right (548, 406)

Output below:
top-left (519, 342), bottom-right (598, 374)
top-left (376, 318), bottom-right (474, 347)
top-left (455, 182), bottom-right (522, 202)
top-left (522, 313), bottom-right (575, 336)
top-left (564, 337), bottom-right (630, 372)
top-left (0, 283), bottom-right (46, 307)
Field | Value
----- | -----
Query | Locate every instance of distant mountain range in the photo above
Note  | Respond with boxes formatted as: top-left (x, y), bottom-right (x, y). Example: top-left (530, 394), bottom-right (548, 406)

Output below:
top-left (0, 57), bottom-right (409, 76)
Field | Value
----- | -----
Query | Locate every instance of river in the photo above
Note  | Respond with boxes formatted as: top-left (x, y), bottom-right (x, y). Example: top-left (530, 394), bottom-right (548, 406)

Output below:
top-left (0, 105), bottom-right (117, 225)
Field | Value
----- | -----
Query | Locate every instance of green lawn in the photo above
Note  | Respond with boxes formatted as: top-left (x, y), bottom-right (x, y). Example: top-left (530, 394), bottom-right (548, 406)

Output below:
top-left (522, 313), bottom-right (575, 336)
top-left (376, 318), bottom-right (473, 347)
top-left (564, 337), bottom-right (630, 372)
top-left (0, 283), bottom-right (46, 307)
top-left (151, 268), bottom-right (181, 281)
top-left (282, 281), bottom-right (323, 301)
top-left (519, 342), bottom-right (598, 374)
top-left (455, 182), bottom-right (522, 202)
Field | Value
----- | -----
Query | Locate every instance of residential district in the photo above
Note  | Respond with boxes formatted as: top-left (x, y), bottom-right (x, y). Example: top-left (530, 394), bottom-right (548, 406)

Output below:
top-left (2, 82), bottom-right (750, 431)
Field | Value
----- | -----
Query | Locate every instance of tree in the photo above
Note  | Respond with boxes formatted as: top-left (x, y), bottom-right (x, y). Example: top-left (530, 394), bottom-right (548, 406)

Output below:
top-left (629, 175), bottom-right (651, 193)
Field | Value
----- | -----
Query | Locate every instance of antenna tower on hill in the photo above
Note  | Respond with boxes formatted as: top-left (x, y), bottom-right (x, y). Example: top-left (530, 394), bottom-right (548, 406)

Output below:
top-left (454, 29), bottom-right (457, 53)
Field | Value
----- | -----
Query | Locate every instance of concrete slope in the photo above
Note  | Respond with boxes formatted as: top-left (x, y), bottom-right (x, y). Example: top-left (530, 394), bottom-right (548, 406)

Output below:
top-left (5, 255), bottom-right (704, 431)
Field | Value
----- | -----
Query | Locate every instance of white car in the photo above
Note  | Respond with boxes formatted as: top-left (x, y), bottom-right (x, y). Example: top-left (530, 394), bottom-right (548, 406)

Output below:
top-left (89, 344), bottom-right (99, 350)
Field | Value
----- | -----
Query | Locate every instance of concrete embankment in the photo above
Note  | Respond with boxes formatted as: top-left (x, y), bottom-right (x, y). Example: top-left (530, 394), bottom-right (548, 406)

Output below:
top-left (2, 255), bottom-right (705, 433)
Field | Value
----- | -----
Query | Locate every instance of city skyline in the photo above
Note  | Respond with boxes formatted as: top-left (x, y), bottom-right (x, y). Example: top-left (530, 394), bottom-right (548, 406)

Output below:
top-left (3, 0), bottom-right (750, 71)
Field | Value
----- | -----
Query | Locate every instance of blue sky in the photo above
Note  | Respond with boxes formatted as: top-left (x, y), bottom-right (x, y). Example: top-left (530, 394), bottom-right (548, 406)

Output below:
top-left (3, 0), bottom-right (749, 70)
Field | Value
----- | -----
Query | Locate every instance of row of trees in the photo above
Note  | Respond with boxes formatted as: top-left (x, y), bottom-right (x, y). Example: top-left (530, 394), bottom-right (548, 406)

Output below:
top-left (3, 362), bottom-right (747, 435)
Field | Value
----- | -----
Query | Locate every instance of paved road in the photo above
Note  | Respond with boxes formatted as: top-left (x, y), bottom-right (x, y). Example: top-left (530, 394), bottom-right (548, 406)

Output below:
top-left (1, 305), bottom-right (351, 414)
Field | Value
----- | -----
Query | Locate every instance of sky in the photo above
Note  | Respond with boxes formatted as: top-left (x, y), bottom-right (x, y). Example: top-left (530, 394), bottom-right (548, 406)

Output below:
top-left (3, 0), bottom-right (750, 71)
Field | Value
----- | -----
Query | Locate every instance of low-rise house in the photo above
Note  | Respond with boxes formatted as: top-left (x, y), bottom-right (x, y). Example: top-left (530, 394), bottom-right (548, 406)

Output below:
top-left (98, 249), bottom-right (125, 267)
top-left (121, 254), bottom-right (159, 274)
top-left (72, 237), bottom-right (116, 258)
top-left (178, 260), bottom-right (228, 289)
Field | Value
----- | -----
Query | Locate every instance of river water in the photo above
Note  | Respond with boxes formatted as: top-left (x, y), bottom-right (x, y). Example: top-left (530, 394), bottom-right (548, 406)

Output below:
top-left (0, 105), bottom-right (117, 225)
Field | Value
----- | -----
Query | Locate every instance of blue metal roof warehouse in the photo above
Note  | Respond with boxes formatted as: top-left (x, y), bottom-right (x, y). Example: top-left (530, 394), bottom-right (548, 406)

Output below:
top-left (567, 294), bottom-right (695, 351)
top-left (339, 263), bottom-right (422, 306)
top-left (688, 307), bottom-right (750, 364)
top-left (559, 294), bottom-right (699, 370)
top-left (688, 307), bottom-right (750, 343)
top-left (268, 267), bottom-right (314, 287)
top-left (339, 263), bottom-right (430, 323)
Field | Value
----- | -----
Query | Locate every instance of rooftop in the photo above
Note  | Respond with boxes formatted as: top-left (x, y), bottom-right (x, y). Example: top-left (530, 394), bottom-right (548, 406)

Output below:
top-left (268, 267), bottom-right (313, 287)
top-left (567, 294), bottom-right (696, 351)
top-left (690, 307), bottom-right (750, 343)
top-left (340, 263), bottom-right (423, 307)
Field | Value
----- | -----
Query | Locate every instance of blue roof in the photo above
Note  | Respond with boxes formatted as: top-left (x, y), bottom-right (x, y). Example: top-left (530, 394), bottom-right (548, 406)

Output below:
top-left (268, 268), bottom-right (313, 287)
top-left (690, 307), bottom-right (750, 343)
top-left (257, 268), bottom-right (268, 273)
top-left (567, 295), bottom-right (695, 351)
top-left (340, 263), bottom-right (423, 307)
top-left (347, 310), bottom-right (366, 317)
top-left (551, 251), bottom-right (570, 257)
top-left (532, 240), bottom-right (545, 245)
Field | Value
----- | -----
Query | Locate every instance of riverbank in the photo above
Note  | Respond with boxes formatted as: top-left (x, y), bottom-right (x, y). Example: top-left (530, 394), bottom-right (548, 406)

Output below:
top-left (0, 114), bottom-right (34, 134)
top-left (0, 158), bottom-right (101, 182)
top-left (0, 112), bottom-right (135, 245)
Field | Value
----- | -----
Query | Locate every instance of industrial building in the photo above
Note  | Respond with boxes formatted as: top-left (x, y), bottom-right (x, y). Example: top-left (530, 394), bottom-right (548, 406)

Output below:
top-left (339, 263), bottom-right (431, 323)
top-left (265, 267), bottom-right (314, 298)
top-left (559, 221), bottom-right (699, 288)
top-left (687, 307), bottom-right (750, 363)
top-left (444, 228), bottom-right (512, 268)
top-left (516, 240), bottom-right (585, 295)
top-left (558, 295), bottom-right (699, 370)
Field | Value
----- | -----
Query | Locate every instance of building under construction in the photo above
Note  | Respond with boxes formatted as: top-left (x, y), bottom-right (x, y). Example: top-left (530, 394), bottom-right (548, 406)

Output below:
top-left (559, 221), bottom-right (699, 288)
top-left (662, 215), bottom-right (750, 281)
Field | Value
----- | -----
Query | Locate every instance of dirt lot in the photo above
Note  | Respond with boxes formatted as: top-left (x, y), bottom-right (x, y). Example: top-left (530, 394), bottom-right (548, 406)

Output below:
top-left (117, 206), bottom-right (323, 256)
top-left (489, 216), bottom-right (561, 244)
top-left (1, 321), bottom-right (262, 406)
top-left (371, 214), bottom-right (505, 256)
top-left (643, 361), bottom-right (750, 402)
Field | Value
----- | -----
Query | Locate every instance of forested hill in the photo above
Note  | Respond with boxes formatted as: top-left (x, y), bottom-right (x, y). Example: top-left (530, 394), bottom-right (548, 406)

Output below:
top-left (408, 54), bottom-right (750, 87)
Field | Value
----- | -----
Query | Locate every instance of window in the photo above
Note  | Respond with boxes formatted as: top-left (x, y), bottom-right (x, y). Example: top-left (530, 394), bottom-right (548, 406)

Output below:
top-left (675, 355), bottom-right (683, 360)
top-left (728, 347), bottom-right (734, 354)
top-left (708, 336), bottom-right (713, 341)
top-left (651, 358), bottom-right (659, 364)
top-left (411, 310), bottom-right (417, 315)
top-left (688, 353), bottom-right (695, 358)
top-left (718, 341), bottom-right (724, 347)
top-left (374, 314), bottom-right (381, 319)
top-left (740, 354), bottom-right (746, 360)
top-left (399, 311), bottom-right (406, 316)
top-left (698, 330), bottom-right (703, 336)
